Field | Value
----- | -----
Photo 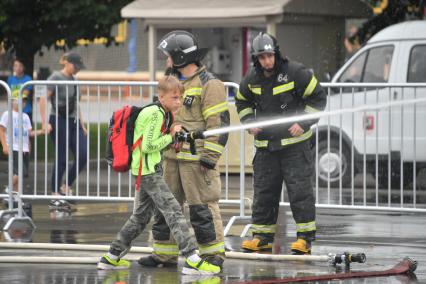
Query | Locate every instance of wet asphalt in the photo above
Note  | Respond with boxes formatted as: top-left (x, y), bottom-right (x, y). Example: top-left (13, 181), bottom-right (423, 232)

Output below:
top-left (1, 188), bottom-right (426, 283)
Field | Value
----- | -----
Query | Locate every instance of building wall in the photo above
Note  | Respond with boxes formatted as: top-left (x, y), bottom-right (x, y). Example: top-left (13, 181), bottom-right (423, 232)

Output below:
top-left (277, 15), bottom-right (346, 81)
top-left (33, 16), bottom-right (349, 83)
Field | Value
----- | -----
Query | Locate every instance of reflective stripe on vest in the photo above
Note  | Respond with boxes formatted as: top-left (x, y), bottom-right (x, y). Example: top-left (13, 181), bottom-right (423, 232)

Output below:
top-left (184, 87), bottom-right (202, 97)
top-left (254, 129), bottom-right (313, 148)
top-left (303, 75), bottom-right (318, 98)
top-left (238, 107), bottom-right (254, 120)
top-left (204, 141), bottom-right (225, 154)
top-left (236, 90), bottom-right (248, 101)
top-left (176, 151), bottom-right (200, 161)
top-left (248, 85), bottom-right (261, 95)
top-left (272, 81), bottom-right (295, 95)
top-left (202, 101), bottom-right (228, 120)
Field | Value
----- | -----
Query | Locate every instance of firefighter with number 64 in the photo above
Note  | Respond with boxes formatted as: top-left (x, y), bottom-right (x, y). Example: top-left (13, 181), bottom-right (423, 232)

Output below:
top-left (236, 32), bottom-right (326, 254)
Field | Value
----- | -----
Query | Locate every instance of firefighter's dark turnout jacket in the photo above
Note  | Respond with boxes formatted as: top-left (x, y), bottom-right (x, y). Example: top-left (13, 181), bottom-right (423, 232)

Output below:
top-left (236, 57), bottom-right (326, 241)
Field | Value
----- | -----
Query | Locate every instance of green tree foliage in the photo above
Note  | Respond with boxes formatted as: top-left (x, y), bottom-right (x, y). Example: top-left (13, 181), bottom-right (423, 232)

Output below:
top-left (0, 0), bottom-right (132, 74)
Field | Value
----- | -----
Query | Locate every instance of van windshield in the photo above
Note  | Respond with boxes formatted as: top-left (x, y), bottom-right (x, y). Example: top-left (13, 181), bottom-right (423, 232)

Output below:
top-left (338, 45), bottom-right (394, 83)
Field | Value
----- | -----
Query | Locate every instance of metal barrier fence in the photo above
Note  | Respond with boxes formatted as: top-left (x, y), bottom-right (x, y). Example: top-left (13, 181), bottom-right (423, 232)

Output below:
top-left (0, 80), bottom-right (36, 230)
top-left (1, 81), bottom-right (426, 234)
top-left (0, 80), bottom-right (248, 232)
top-left (313, 83), bottom-right (426, 213)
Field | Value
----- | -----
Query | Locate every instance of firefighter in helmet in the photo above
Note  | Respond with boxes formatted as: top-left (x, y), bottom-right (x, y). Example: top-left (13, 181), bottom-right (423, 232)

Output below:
top-left (138, 30), bottom-right (229, 269)
top-left (236, 32), bottom-right (326, 254)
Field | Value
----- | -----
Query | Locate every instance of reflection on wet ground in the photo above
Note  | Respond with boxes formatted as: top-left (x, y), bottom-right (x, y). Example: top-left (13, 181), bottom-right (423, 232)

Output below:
top-left (1, 199), bottom-right (425, 284)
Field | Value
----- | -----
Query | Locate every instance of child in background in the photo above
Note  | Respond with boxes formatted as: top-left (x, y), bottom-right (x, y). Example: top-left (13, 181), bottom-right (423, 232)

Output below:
top-left (0, 98), bottom-right (45, 200)
top-left (7, 58), bottom-right (33, 123)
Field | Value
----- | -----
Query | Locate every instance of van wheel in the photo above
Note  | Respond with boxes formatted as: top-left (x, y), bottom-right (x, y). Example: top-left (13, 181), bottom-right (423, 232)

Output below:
top-left (315, 139), bottom-right (353, 188)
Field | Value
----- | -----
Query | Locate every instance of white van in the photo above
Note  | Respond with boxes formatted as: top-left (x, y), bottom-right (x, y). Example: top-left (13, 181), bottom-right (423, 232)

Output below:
top-left (316, 20), bottom-right (426, 188)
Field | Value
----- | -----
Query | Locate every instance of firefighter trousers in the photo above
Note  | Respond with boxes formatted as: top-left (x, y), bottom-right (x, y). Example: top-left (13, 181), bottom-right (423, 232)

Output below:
top-left (251, 140), bottom-right (316, 241)
top-left (151, 158), bottom-right (225, 262)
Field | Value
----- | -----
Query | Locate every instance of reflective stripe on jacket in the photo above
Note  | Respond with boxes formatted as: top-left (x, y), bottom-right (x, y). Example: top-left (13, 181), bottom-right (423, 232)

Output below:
top-left (164, 66), bottom-right (230, 167)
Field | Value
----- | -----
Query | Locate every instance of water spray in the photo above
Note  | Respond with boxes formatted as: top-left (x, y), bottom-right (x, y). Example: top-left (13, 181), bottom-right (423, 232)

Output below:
top-left (197, 97), bottom-right (426, 138)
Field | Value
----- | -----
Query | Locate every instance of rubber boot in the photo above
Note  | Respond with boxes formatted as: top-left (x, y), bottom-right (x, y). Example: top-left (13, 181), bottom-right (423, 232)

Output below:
top-left (291, 238), bottom-right (311, 255)
top-left (241, 236), bottom-right (273, 252)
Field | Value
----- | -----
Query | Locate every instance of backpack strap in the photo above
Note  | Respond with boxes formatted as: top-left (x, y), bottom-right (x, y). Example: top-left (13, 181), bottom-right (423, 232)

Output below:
top-left (132, 136), bottom-right (143, 191)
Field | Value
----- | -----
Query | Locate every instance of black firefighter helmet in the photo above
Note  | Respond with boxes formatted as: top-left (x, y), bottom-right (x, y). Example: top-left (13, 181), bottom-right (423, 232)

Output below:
top-left (157, 30), bottom-right (208, 68)
top-left (251, 32), bottom-right (283, 72)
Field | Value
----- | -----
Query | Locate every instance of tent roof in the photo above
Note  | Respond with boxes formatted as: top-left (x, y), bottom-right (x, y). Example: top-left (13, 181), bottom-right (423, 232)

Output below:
top-left (121, 0), bottom-right (370, 27)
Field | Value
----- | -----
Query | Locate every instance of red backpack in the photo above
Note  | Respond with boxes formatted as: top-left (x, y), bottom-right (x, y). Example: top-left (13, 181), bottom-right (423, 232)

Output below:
top-left (106, 103), bottom-right (172, 190)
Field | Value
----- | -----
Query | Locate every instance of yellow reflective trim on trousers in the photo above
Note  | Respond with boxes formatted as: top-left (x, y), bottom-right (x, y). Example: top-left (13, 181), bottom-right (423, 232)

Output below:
top-left (176, 151), bottom-right (200, 161)
top-left (202, 101), bottom-right (229, 119)
top-left (304, 105), bottom-right (320, 113)
top-left (236, 90), bottom-right (248, 101)
top-left (198, 242), bottom-right (225, 255)
top-left (204, 141), bottom-right (225, 154)
top-left (254, 129), bottom-right (313, 148)
top-left (248, 85), bottom-right (261, 95)
top-left (303, 75), bottom-right (318, 98)
top-left (296, 221), bottom-right (316, 233)
top-left (238, 108), bottom-right (254, 120)
top-left (272, 81), bottom-right (295, 95)
top-left (152, 243), bottom-right (179, 255)
top-left (184, 87), bottom-right (202, 97)
top-left (251, 224), bottom-right (276, 234)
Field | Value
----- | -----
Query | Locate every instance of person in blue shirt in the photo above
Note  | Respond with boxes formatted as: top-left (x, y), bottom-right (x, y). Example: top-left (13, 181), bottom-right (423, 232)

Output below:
top-left (7, 58), bottom-right (33, 123)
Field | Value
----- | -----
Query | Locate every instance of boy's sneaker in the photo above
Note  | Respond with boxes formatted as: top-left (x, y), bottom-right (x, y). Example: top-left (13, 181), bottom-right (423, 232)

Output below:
top-left (182, 257), bottom-right (221, 275)
top-left (97, 255), bottom-right (131, 270)
top-left (138, 254), bottom-right (177, 267)
top-left (203, 255), bottom-right (224, 270)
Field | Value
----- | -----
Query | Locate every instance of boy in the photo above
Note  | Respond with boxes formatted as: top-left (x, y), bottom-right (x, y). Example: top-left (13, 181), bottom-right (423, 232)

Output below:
top-left (7, 58), bottom-right (33, 124)
top-left (97, 76), bottom-right (221, 275)
top-left (0, 98), bottom-right (44, 199)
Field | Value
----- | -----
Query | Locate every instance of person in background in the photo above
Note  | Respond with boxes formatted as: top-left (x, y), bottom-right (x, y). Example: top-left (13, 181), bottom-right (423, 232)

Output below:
top-left (7, 58), bottom-right (33, 123)
top-left (39, 52), bottom-right (87, 210)
top-left (0, 97), bottom-right (45, 201)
